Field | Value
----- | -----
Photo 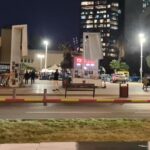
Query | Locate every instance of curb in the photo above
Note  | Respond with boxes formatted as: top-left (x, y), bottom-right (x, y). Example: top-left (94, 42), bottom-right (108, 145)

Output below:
top-left (0, 98), bottom-right (150, 103)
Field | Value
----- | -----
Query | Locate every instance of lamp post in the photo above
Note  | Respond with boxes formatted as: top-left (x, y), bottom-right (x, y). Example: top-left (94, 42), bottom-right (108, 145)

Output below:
top-left (139, 33), bottom-right (146, 82)
top-left (43, 40), bottom-right (49, 72)
top-left (37, 54), bottom-right (45, 70)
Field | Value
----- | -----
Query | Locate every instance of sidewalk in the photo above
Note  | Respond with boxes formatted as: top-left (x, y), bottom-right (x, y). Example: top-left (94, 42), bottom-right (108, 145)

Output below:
top-left (0, 143), bottom-right (77, 150)
top-left (0, 80), bottom-right (150, 103)
top-left (0, 142), bottom-right (148, 150)
top-left (0, 80), bottom-right (149, 96)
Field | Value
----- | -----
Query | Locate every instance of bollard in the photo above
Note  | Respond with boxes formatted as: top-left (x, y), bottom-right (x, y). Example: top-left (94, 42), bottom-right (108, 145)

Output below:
top-left (43, 89), bottom-right (47, 106)
top-left (12, 88), bottom-right (16, 100)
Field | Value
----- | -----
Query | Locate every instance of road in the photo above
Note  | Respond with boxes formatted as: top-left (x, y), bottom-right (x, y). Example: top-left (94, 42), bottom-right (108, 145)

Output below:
top-left (1, 103), bottom-right (150, 119)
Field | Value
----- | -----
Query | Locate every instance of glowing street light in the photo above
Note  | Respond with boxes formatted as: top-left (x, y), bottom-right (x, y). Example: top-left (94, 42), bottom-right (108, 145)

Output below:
top-left (37, 54), bottom-right (45, 70)
top-left (139, 33), bottom-right (146, 82)
top-left (43, 40), bottom-right (49, 71)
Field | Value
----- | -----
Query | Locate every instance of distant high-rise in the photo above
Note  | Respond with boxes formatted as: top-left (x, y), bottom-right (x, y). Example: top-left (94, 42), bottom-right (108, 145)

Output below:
top-left (142, 0), bottom-right (150, 10)
top-left (80, 0), bottom-right (125, 72)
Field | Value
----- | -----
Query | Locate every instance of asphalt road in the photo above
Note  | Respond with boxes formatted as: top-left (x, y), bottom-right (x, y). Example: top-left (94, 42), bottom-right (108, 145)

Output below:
top-left (1, 103), bottom-right (150, 119)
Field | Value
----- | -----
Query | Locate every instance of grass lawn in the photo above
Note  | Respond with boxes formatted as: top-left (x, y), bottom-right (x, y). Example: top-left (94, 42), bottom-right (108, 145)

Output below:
top-left (0, 119), bottom-right (150, 143)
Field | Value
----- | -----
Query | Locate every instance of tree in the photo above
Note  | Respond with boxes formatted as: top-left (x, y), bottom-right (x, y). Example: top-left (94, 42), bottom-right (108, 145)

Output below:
top-left (120, 62), bottom-right (129, 71)
top-left (146, 55), bottom-right (150, 68)
top-left (21, 63), bottom-right (36, 71)
top-left (110, 60), bottom-right (129, 73)
top-left (59, 43), bottom-right (73, 70)
top-left (109, 60), bottom-right (120, 73)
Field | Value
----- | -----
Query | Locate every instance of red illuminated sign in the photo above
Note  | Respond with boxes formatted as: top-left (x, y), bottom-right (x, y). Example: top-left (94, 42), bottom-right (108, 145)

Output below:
top-left (74, 57), bottom-right (95, 65)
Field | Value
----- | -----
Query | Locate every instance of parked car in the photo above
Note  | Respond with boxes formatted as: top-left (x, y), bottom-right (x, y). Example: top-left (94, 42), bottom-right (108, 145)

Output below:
top-left (112, 73), bottom-right (128, 83)
top-left (100, 74), bottom-right (112, 82)
top-left (129, 76), bottom-right (140, 82)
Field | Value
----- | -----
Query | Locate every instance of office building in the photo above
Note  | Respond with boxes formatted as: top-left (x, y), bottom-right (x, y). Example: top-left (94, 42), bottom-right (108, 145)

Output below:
top-left (80, 0), bottom-right (125, 72)
top-left (142, 0), bottom-right (150, 10)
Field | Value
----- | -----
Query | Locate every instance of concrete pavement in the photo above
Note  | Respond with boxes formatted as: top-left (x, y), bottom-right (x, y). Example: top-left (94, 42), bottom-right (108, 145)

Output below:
top-left (0, 80), bottom-right (150, 104)
top-left (0, 80), bottom-right (149, 96)
top-left (0, 142), bottom-right (147, 150)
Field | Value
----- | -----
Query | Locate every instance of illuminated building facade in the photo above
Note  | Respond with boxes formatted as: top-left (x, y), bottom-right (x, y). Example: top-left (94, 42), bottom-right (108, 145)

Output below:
top-left (80, 0), bottom-right (125, 72)
top-left (142, 0), bottom-right (150, 10)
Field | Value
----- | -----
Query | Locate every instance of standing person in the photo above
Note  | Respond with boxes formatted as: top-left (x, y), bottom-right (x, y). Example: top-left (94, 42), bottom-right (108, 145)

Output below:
top-left (24, 71), bottom-right (29, 84)
top-left (30, 70), bottom-right (36, 84)
top-left (53, 69), bottom-right (59, 91)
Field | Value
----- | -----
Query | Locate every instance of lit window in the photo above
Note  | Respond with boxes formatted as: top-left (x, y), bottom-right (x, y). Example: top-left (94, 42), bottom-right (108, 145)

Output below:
top-left (81, 16), bottom-right (86, 19)
top-left (107, 33), bottom-right (110, 37)
top-left (103, 14), bottom-right (106, 18)
top-left (107, 5), bottom-right (111, 8)
top-left (86, 20), bottom-right (93, 23)
top-left (89, 15), bottom-right (93, 19)
top-left (107, 24), bottom-right (110, 27)
top-left (95, 15), bottom-right (99, 19)
top-left (94, 20), bottom-right (97, 23)
top-left (107, 19), bottom-right (110, 22)
top-left (100, 19), bottom-right (104, 23)
top-left (81, 2), bottom-right (94, 6)
top-left (111, 26), bottom-right (118, 30)
top-left (87, 25), bottom-right (93, 28)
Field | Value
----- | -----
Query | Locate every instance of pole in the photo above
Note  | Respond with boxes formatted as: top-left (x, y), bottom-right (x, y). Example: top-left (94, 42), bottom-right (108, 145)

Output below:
top-left (40, 57), bottom-right (43, 70)
top-left (45, 44), bottom-right (48, 71)
top-left (140, 42), bottom-right (143, 83)
top-left (43, 89), bottom-right (47, 106)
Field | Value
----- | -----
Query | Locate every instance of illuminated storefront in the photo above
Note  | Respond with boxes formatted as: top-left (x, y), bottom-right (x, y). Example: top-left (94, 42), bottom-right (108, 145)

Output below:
top-left (74, 56), bottom-right (98, 78)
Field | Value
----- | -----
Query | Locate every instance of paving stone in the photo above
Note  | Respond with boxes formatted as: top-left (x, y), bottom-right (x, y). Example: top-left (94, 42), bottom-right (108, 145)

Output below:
top-left (39, 142), bottom-right (77, 150)
top-left (0, 144), bottom-right (39, 150)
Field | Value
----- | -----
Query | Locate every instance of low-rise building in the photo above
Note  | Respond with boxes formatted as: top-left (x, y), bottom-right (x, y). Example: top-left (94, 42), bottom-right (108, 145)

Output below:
top-left (22, 50), bottom-right (63, 71)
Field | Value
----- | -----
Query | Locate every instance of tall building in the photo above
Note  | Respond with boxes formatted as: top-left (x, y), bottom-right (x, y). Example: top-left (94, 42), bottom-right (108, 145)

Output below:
top-left (142, 0), bottom-right (150, 10)
top-left (80, 0), bottom-right (125, 72)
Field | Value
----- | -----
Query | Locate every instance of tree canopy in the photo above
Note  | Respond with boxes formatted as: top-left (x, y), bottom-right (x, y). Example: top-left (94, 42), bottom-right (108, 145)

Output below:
top-left (59, 43), bottom-right (73, 70)
top-left (110, 60), bottom-right (129, 73)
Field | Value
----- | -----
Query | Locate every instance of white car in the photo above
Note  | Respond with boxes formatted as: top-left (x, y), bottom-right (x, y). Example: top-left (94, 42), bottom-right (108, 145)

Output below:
top-left (112, 73), bottom-right (128, 83)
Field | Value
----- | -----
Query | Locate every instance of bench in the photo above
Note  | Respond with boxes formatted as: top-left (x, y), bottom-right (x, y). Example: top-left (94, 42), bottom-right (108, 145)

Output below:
top-left (143, 78), bottom-right (150, 91)
top-left (65, 83), bottom-right (95, 98)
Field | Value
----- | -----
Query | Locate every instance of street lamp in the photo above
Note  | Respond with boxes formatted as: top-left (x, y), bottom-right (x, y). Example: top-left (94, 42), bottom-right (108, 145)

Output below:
top-left (37, 54), bottom-right (45, 70)
top-left (43, 40), bottom-right (49, 71)
top-left (139, 33), bottom-right (146, 82)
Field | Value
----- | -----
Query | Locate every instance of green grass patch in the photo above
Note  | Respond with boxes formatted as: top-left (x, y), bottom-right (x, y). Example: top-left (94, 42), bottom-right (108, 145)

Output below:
top-left (0, 119), bottom-right (150, 143)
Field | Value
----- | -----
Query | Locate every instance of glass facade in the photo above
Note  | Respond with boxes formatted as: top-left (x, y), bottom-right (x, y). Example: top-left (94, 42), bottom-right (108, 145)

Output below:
top-left (142, 0), bottom-right (150, 10)
top-left (80, 0), bottom-right (124, 71)
top-left (80, 0), bottom-right (124, 61)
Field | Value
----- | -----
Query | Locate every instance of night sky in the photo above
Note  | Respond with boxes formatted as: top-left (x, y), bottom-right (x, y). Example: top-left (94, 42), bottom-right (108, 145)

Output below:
top-left (0, 0), bottom-right (81, 49)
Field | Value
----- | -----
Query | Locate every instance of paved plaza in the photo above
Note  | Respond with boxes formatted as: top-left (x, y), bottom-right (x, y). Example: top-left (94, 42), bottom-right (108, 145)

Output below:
top-left (0, 79), bottom-right (149, 97)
